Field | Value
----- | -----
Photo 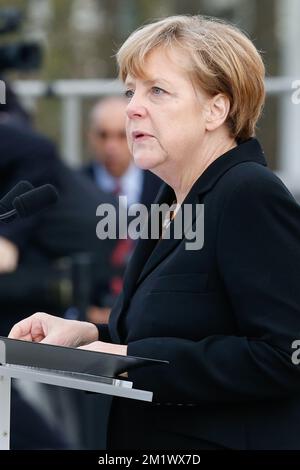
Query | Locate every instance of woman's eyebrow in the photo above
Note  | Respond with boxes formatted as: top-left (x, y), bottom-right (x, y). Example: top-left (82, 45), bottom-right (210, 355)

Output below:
top-left (124, 78), bottom-right (172, 88)
top-left (144, 78), bottom-right (171, 87)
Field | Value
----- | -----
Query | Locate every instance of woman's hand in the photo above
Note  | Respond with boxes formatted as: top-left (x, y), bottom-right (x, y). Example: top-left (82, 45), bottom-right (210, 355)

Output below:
top-left (86, 306), bottom-right (111, 324)
top-left (8, 312), bottom-right (99, 348)
top-left (79, 341), bottom-right (128, 377)
top-left (0, 237), bottom-right (19, 273)
top-left (78, 341), bottom-right (128, 356)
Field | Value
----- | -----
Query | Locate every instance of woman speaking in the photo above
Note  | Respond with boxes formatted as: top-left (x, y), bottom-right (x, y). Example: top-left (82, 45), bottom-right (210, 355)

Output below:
top-left (9, 15), bottom-right (300, 449)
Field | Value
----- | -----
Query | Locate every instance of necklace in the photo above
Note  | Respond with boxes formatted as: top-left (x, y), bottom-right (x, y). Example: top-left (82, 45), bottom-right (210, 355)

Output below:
top-left (161, 200), bottom-right (180, 236)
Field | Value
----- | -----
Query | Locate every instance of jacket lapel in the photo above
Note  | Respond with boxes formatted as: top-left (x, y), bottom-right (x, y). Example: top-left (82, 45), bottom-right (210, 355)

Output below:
top-left (135, 185), bottom-right (202, 287)
top-left (123, 183), bottom-right (175, 298)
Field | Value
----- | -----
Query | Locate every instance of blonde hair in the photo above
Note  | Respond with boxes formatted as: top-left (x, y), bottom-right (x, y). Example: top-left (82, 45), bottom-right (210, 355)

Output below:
top-left (116, 15), bottom-right (265, 142)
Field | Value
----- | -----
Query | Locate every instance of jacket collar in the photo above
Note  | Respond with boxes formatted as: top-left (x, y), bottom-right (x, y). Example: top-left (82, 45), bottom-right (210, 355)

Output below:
top-left (158, 137), bottom-right (267, 205)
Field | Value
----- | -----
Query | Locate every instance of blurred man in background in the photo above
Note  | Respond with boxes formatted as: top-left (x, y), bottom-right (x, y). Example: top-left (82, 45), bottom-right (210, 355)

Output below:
top-left (81, 96), bottom-right (161, 321)
top-left (0, 116), bottom-right (117, 332)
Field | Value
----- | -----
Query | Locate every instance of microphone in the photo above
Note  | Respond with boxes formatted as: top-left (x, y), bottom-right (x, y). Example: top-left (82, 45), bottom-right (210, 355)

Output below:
top-left (0, 184), bottom-right (59, 222)
top-left (0, 180), bottom-right (33, 211)
top-left (0, 181), bottom-right (34, 223)
top-left (13, 184), bottom-right (59, 218)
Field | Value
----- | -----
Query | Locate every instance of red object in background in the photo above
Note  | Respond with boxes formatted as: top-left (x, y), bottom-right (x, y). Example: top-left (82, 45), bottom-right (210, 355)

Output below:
top-left (109, 237), bottom-right (134, 296)
top-left (110, 238), bottom-right (133, 267)
top-left (108, 179), bottom-right (134, 297)
top-left (110, 276), bottom-right (124, 296)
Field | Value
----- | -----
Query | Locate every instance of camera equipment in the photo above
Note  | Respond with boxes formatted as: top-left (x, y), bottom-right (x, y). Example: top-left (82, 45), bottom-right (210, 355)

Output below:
top-left (0, 7), bottom-right (42, 72)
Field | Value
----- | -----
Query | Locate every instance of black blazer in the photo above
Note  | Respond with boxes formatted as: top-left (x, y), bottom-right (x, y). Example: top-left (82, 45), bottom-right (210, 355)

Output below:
top-left (98, 138), bottom-right (300, 449)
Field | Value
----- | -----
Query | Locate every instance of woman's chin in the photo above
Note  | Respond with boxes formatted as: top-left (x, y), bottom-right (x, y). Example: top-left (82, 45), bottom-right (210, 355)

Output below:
top-left (133, 152), bottom-right (164, 171)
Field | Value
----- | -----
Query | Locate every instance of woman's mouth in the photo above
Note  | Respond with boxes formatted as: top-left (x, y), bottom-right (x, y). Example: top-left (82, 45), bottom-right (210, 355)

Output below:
top-left (132, 131), bottom-right (154, 141)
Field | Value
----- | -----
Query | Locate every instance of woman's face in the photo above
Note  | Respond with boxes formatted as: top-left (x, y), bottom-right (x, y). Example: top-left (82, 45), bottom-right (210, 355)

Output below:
top-left (125, 47), bottom-right (210, 175)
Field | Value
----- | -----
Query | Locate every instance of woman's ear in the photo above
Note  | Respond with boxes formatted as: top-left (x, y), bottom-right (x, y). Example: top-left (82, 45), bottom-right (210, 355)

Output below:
top-left (205, 94), bottom-right (230, 132)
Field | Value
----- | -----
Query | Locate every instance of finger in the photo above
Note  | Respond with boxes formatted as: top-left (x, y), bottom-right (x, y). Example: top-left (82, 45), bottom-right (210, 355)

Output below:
top-left (0, 258), bottom-right (16, 273)
top-left (8, 318), bottom-right (34, 340)
top-left (78, 342), bottom-right (108, 353)
top-left (0, 256), bottom-right (9, 271)
top-left (40, 333), bottom-right (69, 347)
top-left (40, 336), bottom-right (57, 345)
top-left (78, 342), bottom-right (98, 351)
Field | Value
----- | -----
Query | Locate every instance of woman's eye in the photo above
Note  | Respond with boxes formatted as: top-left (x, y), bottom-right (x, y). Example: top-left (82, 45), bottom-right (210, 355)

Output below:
top-left (151, 86), bottom-right (165, 96)
top-left (124, 89), bottom-right (134, 99)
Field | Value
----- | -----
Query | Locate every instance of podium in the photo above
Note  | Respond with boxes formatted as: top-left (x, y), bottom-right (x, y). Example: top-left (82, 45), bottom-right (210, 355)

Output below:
top-left (0, 338), bottom-right (168, 450)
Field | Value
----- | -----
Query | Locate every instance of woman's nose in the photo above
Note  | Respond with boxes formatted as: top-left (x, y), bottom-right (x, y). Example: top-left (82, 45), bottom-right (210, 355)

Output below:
top-left (126, 94), bottom-right (147, 119)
